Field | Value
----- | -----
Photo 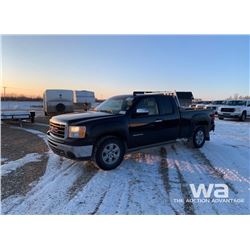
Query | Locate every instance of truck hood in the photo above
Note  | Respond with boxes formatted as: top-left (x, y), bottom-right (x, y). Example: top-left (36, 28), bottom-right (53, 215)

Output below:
top-left (50, 111), bottom-right (118, 124)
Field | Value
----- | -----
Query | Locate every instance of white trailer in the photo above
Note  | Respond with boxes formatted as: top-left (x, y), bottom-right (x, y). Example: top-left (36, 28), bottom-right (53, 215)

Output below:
top-left (73, 90), bottom-right (95, 108)
top-left (43, 89), bottom-right (74, 116)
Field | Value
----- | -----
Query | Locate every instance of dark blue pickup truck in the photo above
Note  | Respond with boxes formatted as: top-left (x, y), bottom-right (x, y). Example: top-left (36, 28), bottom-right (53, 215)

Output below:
top-left (47, 92), bottom-right (215, 170)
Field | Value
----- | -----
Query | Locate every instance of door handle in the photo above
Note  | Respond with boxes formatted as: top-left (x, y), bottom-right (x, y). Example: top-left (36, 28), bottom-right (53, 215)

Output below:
top-left (154, 119), bottom-right (163, 123)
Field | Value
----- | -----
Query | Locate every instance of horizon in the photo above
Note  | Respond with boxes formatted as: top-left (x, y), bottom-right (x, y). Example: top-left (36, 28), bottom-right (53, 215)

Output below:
top-left (1, 35), bottom-right (249, 100)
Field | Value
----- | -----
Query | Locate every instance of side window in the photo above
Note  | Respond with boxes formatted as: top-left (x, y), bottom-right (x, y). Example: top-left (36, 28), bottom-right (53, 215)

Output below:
top-left (136, 97), bottom-right (159, 116)
top-left (158, 96), bottom-right (174, 115)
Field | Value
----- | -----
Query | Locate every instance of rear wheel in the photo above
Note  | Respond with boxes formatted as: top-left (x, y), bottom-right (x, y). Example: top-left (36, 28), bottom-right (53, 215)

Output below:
top-left (218, 116), bottom-right (224, 120)
top-left (94, 136), bottom-right (125, 170)
top-left (192, 127), bottom-right (206, 148)
top-left (239, 111), bottom-right (246, 121)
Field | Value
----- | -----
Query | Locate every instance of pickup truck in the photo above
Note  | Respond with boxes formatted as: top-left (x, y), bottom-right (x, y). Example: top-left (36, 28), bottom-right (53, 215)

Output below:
top-left (218, 99), bottom-right (250, 121)
top-left (47, 92), bottom-right (215, 170)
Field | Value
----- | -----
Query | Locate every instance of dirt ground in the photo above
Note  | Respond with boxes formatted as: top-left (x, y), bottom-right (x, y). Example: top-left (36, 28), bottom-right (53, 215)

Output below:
top-left (1, 123), bottom-right (48, 162)
top-left (1, 123), bottom-right (49, 200)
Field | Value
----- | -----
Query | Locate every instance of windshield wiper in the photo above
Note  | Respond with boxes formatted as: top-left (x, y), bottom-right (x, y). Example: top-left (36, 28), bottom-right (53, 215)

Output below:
top-left (97, 109), bottom-right (113, 114)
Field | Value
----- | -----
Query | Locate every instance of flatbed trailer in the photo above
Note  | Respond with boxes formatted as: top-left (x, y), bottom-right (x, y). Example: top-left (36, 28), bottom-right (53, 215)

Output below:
top-left (1, 110), bottom-right (35, 126)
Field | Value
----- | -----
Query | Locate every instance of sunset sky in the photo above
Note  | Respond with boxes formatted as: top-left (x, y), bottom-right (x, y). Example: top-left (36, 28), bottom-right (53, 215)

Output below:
top-left (1, 35), bottom-right (249, 99)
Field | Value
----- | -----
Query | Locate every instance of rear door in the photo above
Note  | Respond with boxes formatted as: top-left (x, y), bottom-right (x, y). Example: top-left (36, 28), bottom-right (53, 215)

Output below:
top-left (156, 95), bottom-right (180, 141)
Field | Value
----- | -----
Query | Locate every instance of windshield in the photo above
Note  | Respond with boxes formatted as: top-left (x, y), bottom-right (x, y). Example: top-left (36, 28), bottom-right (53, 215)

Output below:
top-left (95, 96), bottom-right (134, 115)
top-left (226, 100), bottom-right (246, 106)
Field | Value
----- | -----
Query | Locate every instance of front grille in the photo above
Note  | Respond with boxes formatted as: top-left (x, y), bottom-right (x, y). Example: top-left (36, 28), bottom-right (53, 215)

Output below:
top-left (221, 108), bottom-right (235, 112)
top-left (49, 121), bottom-right (65, 138)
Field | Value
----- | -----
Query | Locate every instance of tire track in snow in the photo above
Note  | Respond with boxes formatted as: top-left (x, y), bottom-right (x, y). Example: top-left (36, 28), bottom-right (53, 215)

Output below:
top-left (123, 151), bottom-right (176, 215)
top-left (68, 161), bottom-right (98, 200)
top-left (173, 161), bottom-right (195, 215)
top-left (159, 147), bottom-right (179, 215)
top-left (169, 144), bottom-right (195, 215)
top-left (193, 149), bottom-right (238, 194)
top-left (170, 143), bottom-right (219, 215)
top-left (90, 189), bottom-right (109, 215)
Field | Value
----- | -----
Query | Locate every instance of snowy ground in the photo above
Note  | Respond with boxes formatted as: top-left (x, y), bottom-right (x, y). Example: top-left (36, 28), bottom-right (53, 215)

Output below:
top-left (1, 119), bottom-right (250, 214)
top-left (1, 101), bottom-right (43, 110)
top-left (1, 101), bottom-right (44, 117)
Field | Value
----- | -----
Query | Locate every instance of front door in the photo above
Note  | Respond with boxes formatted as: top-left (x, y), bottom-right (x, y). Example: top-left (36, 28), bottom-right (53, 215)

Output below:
top-left (127, 96), bottom-right (164, 148)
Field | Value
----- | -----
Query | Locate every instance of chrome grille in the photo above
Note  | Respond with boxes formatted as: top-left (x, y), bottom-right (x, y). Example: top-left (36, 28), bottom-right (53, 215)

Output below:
top-left (49, 121), bottom-right (65, 138)
top-left (221, 108), bottom-right (235, 112)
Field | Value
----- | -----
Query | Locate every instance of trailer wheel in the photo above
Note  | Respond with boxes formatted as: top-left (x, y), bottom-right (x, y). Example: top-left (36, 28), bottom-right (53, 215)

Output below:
top-left (56, 103), bottom-right (66, 112)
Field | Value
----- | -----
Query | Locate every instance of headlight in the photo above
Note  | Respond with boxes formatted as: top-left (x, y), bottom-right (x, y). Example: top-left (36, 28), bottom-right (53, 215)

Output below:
top-left (68, 126), bottom-right (86, 138)
top-left (235, 108), bottom-right (241, 112)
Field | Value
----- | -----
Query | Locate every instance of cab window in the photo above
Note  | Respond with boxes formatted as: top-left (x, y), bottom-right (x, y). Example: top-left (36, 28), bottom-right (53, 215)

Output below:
top-left (136, 97), bottom-right (159, 115)
top-left (157, 96), bottom-right (174, 115)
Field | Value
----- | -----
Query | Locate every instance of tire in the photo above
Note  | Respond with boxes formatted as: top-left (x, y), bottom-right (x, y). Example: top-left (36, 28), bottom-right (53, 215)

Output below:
top-left (94, 136), bottom-right (125, 170)
top-left (192, 127), bottom-right (206, 148)
top-left (239, 111), bottom-right (246, 121)
top-left (218, 116), bottom-right (224, 120)
top-left (56, 103), bottom-right (66, 112)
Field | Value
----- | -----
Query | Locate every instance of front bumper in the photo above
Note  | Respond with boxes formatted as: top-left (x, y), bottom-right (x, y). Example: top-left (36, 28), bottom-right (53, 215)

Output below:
top-left (47, 133), bottom-right (93, 160)
top-left (218, 112), bottom-right (241, 118)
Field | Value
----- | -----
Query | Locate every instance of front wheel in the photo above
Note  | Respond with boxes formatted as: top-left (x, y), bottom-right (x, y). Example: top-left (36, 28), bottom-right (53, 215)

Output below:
top-left (94, 136), bottom-right (125, 170)
top-left (192, 127), bottom-right (206, 148)
top-left (239, 111), bottom-right (246, 121)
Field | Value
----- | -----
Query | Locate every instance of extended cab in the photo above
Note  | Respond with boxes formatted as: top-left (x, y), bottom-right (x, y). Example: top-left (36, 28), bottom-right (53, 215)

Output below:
top-left (218, 99), bottom-right (250, 121)
top-left (47, 92), bottom-right (215, 170)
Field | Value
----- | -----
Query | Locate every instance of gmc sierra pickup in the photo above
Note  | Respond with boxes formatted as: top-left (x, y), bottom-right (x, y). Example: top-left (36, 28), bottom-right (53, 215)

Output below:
top-left (47, 92), bottom-right (215, 170)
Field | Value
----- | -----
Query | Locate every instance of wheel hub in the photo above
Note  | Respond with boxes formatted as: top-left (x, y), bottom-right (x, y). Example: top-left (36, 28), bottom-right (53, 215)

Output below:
top-left (102, 143), bottom-right (120, 164)
top-left (195, 130), bottom-right (204, 145)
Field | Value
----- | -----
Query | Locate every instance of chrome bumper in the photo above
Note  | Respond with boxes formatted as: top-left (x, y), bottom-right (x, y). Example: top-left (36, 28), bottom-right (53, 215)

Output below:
top-left (48, 136), bottom-right (93, 159)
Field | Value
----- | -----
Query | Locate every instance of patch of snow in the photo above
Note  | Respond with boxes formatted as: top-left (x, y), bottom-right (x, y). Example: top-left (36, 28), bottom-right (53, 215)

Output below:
top-left (1, 101), bottom-right (43, 110)
top-left (1, 153), bottom-right (42, 176)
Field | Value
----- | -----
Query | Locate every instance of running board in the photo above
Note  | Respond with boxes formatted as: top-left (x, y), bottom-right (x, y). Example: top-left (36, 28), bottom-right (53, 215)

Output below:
top-left (127, 140), bottom-right (177, 153)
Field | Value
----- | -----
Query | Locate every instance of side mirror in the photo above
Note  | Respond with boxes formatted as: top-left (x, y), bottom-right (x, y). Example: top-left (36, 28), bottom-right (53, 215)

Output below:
top-left (134, 108), bottom-right (149, 117)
